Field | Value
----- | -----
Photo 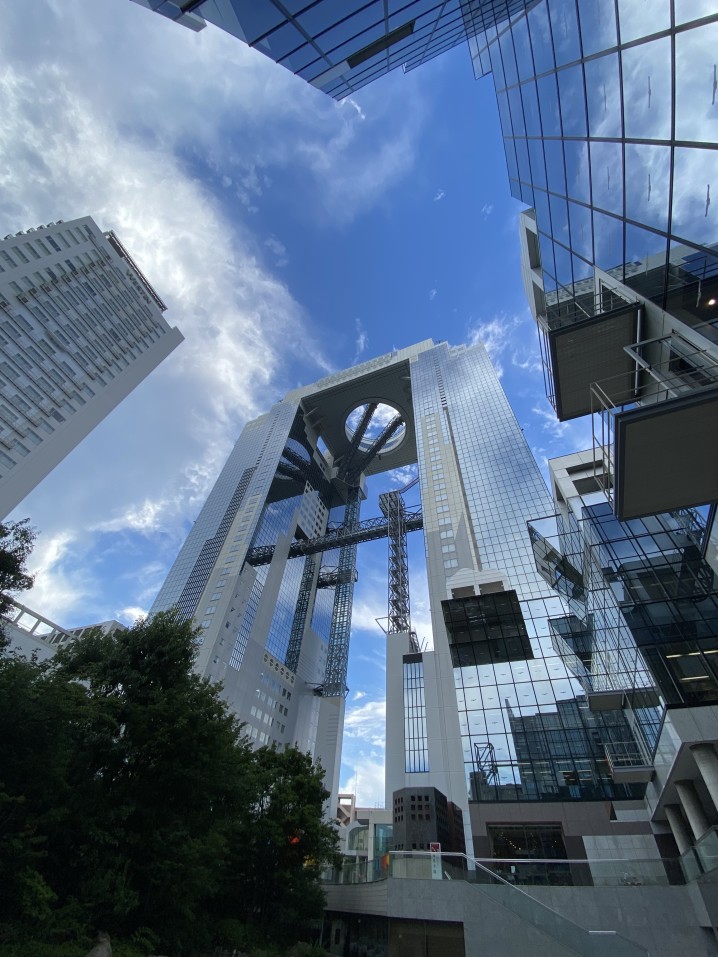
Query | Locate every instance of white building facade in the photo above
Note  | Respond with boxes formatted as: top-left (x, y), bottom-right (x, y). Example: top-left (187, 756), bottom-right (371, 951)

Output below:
top-left (0, 217), bottom-right (183, 516)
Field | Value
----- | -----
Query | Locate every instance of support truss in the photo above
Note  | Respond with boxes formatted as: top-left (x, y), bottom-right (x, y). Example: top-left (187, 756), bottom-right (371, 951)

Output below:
top-left (322, 486), bottom-right (361, 697)
top-left (246, 508), bottom-right (423, 566)
top-left (286, 556), bottom-right (315, 673)
top-left (379, 490), bottom-right (411, 634)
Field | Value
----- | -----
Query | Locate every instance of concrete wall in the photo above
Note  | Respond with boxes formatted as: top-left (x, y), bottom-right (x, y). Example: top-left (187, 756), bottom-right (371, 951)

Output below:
top-left (325, 877), bottom-right (718, 957)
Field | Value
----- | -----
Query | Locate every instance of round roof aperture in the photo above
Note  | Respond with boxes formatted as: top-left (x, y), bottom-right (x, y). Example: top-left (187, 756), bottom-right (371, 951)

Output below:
top-left (345, 402), bottom-right (407, 456)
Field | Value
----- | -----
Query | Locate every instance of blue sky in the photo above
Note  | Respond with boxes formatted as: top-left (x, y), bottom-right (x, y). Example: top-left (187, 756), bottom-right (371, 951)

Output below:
top-left (2, 0), bottom-right (593, 805)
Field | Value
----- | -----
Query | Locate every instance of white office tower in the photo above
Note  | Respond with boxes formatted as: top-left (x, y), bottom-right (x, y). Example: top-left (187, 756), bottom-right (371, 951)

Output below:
top-left (152, 338), bottom-right (579, 832)
top-left (0, 217), bottom-right (183, 515)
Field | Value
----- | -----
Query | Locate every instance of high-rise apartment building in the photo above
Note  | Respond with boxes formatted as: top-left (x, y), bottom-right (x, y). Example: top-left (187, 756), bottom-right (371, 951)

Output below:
top-left (0, 217), bottom-right (183, 516)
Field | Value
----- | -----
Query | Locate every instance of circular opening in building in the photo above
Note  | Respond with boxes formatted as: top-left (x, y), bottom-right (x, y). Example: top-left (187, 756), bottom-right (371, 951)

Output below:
top-left (344, 402), bottom-right (406, 456)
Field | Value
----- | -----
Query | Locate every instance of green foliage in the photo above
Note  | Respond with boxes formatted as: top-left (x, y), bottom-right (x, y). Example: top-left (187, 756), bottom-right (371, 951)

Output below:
top-left (0, 609), bottom-right (338, 955)
top-left (0, 519), bottom-right (36, 641)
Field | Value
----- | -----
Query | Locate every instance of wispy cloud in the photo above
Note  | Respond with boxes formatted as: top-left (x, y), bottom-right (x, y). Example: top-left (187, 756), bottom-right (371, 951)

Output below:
top-left (433, 188), bottom-right (445, 201)
top-left (429, 287), bottom-right (437, 301)
top-left (265, 235), bottom-right (288, 267)
top-left (353, 317), bottom-right (368, 364)
top-left (481, 203), bottom-right (494, 218)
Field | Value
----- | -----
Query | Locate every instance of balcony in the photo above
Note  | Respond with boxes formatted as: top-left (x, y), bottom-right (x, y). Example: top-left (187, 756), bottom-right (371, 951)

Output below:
top-left (603, 740), bottom-right (655, 784)
top-left (538, 285), bottom-right (639, 421)
top-left (592, 332), bottom-right (718, 520)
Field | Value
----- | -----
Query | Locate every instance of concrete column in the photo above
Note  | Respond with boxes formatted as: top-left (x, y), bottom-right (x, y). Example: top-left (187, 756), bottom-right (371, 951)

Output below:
top-left (665, 803), bottom-right (693, 855)
top-left (676, 779), bottom-right (711, 840)
top-left (691, 744), bottom-right (718, 812)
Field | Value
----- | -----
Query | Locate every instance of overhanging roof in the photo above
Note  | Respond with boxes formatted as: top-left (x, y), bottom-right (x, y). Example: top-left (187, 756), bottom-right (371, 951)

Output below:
top-left (548, 304), bottom-right (639, 420)
top-left (614, 385), bottom-right (718, 520)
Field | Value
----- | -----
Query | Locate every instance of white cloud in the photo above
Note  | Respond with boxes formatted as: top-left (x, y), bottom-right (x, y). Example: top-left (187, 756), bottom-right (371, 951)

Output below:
top-left (352, 690), bottom-right (367, 701)
top-left (353, 318), bottom-right (368, 364)
top-left (340, 755), bottom-right (385, 809)
top-left (265, 235), bottom-right (288, 267)
top-left (433, 188), bottom-right (445, 202)
top-left (481, 203), bottom-right (494, 217)
top-left (2, 0), bottom-right (427, 625)
top-left (429, 287), bottom-right (437, 300)
top-left (344, 698), bottom-right (386, 749)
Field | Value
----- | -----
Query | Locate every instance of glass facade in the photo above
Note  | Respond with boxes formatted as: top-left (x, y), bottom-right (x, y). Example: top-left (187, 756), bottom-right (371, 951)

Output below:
top-left (408, 342), bottom-right (646, 803)
top-left (469, 3), bottom-right (717, 341)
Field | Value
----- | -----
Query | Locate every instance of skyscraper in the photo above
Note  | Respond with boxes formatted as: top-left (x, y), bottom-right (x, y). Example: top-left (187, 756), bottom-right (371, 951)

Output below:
top-left (152, 337), bottom-right (645, 839)
top-left (0, 217), bottom-right (183, 516)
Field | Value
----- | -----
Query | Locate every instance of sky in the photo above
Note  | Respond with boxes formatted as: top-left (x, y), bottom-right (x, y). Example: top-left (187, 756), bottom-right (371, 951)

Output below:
top-left (2, 0), bottom-right (594, 806)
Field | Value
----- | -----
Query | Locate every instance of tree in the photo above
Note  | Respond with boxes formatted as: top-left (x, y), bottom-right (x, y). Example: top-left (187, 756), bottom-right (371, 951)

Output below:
top-left (50, 611), bottom-right (255, 953)
top-left (0, 519), bottom-right (36, 640)
top-left (218, 746), bottom-right (340, 944)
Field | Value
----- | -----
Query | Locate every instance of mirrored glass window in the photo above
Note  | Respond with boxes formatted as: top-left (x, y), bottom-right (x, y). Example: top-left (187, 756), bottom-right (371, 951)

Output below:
top-left (533, 186), bottom-right (551, 231)
top-left (522, 80), bottom-right (542, 137)
top-left (675, 23), bottom-right (718, 145)
top-left (537, 74), bottom-right (561, 136)
top-left (593, 210), bottom-right (624, 273)
top-left (622, 37), bottom-right (672, 141)
top-left (590, 140), bottom-right (623, 216)
top-left (549, 193), bottom-right (571, 246)
top-left (548, 0), bottom-right (581, 67)
top-left (513, 14), bottom-right (535, 82)
top-left (563, 139), bottom-right (590, 203)
top-left (539, 230), bottom-right (557, 281)
top-left (499, 22), bottom-right (519, 87)
top-left (585, 53), bottom-right (621, 138)
top-left (554, 242), bottom-right (573, 287)
top-left (557, 63), bottom-right (587, 136)
top-left (529, 138), bottom-right (548, 189)
top-left (515, 136), bottom-right (532, 183)
top-left (617, 0), bottom-right (670, 43)
top-left (671, 148), bottom-right (715, 248)
top-left (577, 0), bottom-right (617, 56)
top-left (544, 138), bottom-right (567, 194)
top-left (489, 37), bottom-right (506, 90)
top-left (528, 3), bottom-right (555, 75)
top-left (674, 0), bottom-right (717, 26)
top-left (625, 143), bottom-right (671, 233)
top-left (568, 201), bottom-right (593, 261)
top-left (624, 223), bottom-right (667, 276)
top-left (509, 86), bottom-right (526, 136)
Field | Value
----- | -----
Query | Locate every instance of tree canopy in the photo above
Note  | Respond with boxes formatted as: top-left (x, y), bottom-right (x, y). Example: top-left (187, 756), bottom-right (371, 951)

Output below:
top-left (0, 610), bottom-right (338, 956)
